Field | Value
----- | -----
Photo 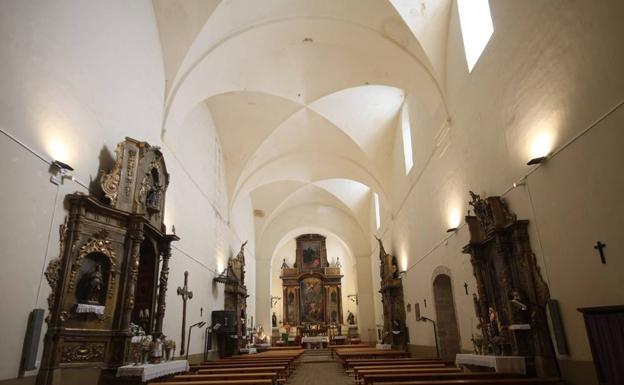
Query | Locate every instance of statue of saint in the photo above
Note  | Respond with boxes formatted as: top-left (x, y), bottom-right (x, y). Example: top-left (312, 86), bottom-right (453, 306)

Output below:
top-left (86, 265), bottom-right (103, 304)
top-left (272, 312), bottom-right (277, 328)
top-left (347, 311), bottom-right (355, 325)
top-left (150, 335), bottom-right (163, 363)
top-left (281, 258), bottom-right (288, 269)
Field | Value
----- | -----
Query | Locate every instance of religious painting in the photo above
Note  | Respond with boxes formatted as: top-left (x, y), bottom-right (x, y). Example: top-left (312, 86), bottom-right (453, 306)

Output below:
top-left (284, 287), bottom-right (298, 325)
top-left (301, 240), bottom-right (321, 270)
top-left (300, 277), bottom-right (324, 323)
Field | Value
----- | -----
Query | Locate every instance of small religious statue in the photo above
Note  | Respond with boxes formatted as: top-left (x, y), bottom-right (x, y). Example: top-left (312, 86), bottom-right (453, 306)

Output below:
top-left (146, 182), bottom-right (162, 211)
top-left (335, 256), bottom-right (342, 268)
top-left (509, 288), bottom-right (530, 324)
top-left (471, 333), bottom-right (484, 355)
top-left (272, 312), bottom-right (277, 328)
top-left (281, 258), bottom-right (289, 269)
top-left (150, 335), bottom-right (163, 364)
top-left (86, 265), bottom-right (104, 304)
top-left (347, 311), bottom-right (355, 325)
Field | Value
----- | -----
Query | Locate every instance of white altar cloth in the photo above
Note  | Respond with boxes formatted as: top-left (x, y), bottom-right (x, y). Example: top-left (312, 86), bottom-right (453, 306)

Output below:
top-left (75, 303), bottom-right (105, 315)
top-left (301, 336), bottom-right (329, 343)
top-left (455, 354), bottom-right (526, 374)
top-left (117, 360), bottom-right (189, 381)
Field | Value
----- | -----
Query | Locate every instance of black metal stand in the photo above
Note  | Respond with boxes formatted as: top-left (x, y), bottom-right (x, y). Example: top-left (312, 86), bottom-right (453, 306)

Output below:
top-left (419, 316), bottom-right (440, 358)
top-left (185, 321), bottom-right (206, 361)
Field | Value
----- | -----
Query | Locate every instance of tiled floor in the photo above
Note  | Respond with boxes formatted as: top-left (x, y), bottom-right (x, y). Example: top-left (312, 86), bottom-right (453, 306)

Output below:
top-left (290, 361), bottom-right (352, 385)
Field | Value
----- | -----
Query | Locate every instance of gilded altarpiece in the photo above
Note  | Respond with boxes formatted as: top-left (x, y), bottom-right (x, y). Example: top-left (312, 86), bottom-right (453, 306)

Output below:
top-left (37, 138), bottom-right (178, 385)
top-left (281, 234), bottom-right (343, 327)
top-left (216, 241), bottom-right (248, 353)
top-left (462, 192), bottom-right (557, 376)
top-left (376, 237), bottom-right (408, 349)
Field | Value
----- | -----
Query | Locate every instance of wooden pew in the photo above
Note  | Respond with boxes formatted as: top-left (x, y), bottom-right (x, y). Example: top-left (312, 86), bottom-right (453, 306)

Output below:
top-left (196, 366), bottom-right (287, 381)
top-left (345, 360), bottom-right (450, 374)
top-left (354, 367), bottom-right (462, 383)
top-left (351, 364), bottom-right (446, 379)
top-left (170, 372), bottom-right (277, 384)
top-left (376, 378), bottom-right (565, 385)
top-left (148, 380), bottom-right (273, 385)
top-left (359, 371), bottom-right (521, 385)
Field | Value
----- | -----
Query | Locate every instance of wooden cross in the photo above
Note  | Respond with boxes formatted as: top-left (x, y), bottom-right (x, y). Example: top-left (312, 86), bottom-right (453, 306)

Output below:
top-left (464, 282), bottom-right (469, 295)
top-left (594, 241), bottom-right (607, 264)
top-left (177, 271), bottom-right (193, 356)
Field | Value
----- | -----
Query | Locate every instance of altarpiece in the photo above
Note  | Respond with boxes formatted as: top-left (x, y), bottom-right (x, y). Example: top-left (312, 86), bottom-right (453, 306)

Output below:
top-left (280, 234), bottom-right (343, 331)
top-left (376, 237), bottom-right (408, 349)
top-left (37, 138), bottom-right (178, 385)
top-left (462, 192), bottom-right (557, 376)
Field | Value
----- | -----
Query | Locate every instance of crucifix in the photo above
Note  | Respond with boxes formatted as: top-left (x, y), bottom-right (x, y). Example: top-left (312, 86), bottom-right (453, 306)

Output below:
top-left (177, 271), bottom-right (193, 356)
top-left (464, 282), bottom-right (469, 295)
top-left (594, 241), bottom-right (607, 264)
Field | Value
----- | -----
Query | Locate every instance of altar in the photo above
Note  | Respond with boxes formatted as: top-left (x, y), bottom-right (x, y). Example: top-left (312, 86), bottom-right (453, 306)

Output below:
top-left (116, 360), bottom-right (189, 383)
top-left (301, 336), bottom-right (329, 349)
top-left (455, 354), bottom-right (526, 374)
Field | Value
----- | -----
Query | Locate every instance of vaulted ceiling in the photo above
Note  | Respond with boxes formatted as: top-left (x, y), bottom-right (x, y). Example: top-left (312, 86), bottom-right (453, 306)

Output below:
top-left (153, 0), bottom-right (452, 259)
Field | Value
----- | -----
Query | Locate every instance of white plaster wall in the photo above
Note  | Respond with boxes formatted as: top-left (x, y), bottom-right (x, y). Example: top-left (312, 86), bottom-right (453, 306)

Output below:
top-left (0, 1), bottom-right (255, 381)
top-left (269, 234), bottom-right (358, 329)
top-left (378, 2), bottom-right (624, 383)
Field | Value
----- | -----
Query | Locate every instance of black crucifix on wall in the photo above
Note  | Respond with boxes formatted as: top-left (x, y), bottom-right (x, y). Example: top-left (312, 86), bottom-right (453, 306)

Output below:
top-left (594, 241), bottom-right (607, 264)
top-left (177, 271), bottom-right (194, 356)
top-left (464, 282), bottom-right (469, 295)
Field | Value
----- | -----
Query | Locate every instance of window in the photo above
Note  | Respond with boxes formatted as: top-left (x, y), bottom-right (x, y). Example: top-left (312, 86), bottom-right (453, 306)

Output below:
top-left (457, 0), bottom-right (494, 72)
top-left (374, 192), bottom-right (381, 230)
top-left (401, 103), bottom-right (414, 174)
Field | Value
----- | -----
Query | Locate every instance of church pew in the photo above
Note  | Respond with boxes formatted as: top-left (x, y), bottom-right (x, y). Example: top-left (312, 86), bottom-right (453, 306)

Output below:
top-left (345, 359), bottom-right (450, 373)
top-left (351, 364), bottom-right (446, 378)
top-left (192, 361), bottom-right (292, 376)
top-left (336, 349), bottom-right (411, 366)
top-left (374, 378), bottom-right (565, 385)
top-left (354, 367), bottom-right (461, 382)
top-left (359, 372), bottom-right (521, 385)
top-left (148, 380), bottom-right (273, 385)
top-left (196, 366), bottom-right (288, 381)
top-left (170, 372), bottom-right (278, 384)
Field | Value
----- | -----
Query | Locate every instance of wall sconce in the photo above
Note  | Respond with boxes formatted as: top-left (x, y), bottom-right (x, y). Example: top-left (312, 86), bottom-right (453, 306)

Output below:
top-left (347, 294), bottom-right (358, 304)
top-left (398, 270), bottom-right (407, 278)
top-left (512, 180), bottom-right (526, 188)
top-left (527, 155), bottom-right (548, 166)
top-left (446, 227), bottom-right (458, 233)
top-left (271, 296), bottom-right (281, 308)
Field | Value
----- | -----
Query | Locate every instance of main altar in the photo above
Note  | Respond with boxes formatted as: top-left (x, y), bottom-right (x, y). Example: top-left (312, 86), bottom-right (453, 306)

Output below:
top-left (280, 234), bottom-right (343, 331)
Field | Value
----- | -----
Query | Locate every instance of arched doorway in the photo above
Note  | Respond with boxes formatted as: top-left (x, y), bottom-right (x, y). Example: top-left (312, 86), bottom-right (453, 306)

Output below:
top-left (433, 274), bottom-right (461, 359)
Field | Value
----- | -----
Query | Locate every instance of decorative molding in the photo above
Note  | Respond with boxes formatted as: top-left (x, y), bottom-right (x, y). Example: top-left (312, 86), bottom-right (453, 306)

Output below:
top-left (60, 342), bottom-right (105, 363)
top-left (100, 142), bottom-right (123, 205)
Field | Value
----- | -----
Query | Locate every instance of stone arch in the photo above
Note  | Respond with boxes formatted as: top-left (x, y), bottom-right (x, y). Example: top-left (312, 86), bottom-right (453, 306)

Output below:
top-left (432, 272), bottom-right (461, 360)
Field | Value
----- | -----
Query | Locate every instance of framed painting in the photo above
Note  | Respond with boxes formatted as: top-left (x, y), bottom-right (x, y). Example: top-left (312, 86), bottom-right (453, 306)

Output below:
top-left (301, 240), bottom-right (321, 270)
top-left (300, 277), bottom-right (324, 323)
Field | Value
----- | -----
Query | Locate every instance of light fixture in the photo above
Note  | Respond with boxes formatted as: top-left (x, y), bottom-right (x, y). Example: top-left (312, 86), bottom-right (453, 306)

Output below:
top-left (271, 296), bottom-right (281, 308)
top-left (527, 156), bottom-right (548, 166)
top-left (446, 227), bottom-right (458, 233)
top-left (513, 180), bottom-right (526, 188)
top-left (398, 270), bottom-right (407, 278)
top-left (347, 294), bottom-right (358, 304)
top-left (49, 160), bottom-right (75, 185)
top-left (186, 321), bottom-right (206, 360)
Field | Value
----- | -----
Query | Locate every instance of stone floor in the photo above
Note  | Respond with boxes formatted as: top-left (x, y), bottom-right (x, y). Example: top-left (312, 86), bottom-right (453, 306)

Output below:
top-left (290, 361), bottom-right (351, 385)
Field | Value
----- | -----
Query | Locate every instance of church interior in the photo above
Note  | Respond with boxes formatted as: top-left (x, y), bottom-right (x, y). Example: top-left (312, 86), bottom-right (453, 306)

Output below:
top-left (0, 1), bottom-right (622, 385)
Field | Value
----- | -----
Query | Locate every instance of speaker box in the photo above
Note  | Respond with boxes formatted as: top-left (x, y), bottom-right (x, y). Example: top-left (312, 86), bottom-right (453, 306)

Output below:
top-left (22, 308), bottom-right (45, 371)
top-left (211, 310), bottom-right (237, 333)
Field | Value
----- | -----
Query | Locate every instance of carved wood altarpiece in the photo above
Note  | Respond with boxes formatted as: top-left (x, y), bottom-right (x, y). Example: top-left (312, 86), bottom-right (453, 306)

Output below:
top-left (37, 138), bottom-right (179, 385)
top-left (462, 192), bottom-right (557, 376)
top-left (376, 237), bottom-right (408, 349)
top-left (281, 234), bottom-right (343, 329)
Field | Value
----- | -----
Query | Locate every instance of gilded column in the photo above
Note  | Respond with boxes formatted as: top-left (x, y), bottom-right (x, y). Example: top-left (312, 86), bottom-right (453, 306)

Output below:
top-left (121, 220), bottom-right (144, 330)
top-left (155, 235), bottom-right (178, 335)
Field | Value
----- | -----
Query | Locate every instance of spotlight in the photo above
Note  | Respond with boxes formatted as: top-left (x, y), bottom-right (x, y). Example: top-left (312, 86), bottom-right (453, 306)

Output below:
top-left (527, 156), bottom-right (548, 166)
top-left (446, 227), bottom-right (458, 233)
top-left (513, 180), bottom-right (526, 188)
top-left (51, 160), bottom-right (74, 173)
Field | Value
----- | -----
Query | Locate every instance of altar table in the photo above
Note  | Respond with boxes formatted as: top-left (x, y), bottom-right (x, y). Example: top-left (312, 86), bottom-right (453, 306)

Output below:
top-left (455, 354), bottom-right (526, 374)
top-left (301, 336), bottom-right (329, 349)
top-left (116, 360), bottom-right (189, 382)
